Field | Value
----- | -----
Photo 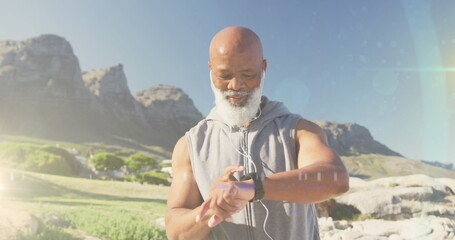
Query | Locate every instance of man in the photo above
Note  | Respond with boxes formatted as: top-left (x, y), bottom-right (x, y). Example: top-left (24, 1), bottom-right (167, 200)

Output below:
top-left (166, 26), bottom-right (349, 240)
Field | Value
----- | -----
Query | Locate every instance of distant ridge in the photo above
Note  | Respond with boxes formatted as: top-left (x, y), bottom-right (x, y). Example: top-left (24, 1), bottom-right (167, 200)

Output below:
top-left (315, 121), bottom-right (402, 157)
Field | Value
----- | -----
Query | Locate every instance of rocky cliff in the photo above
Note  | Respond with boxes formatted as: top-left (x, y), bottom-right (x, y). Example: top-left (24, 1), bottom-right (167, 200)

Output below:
top-left (0, 34), bottom-right (202, 151)
top-left (0, 34), bottom-right (87, 97)
top-left (134, 85), bottom-right (203, 136)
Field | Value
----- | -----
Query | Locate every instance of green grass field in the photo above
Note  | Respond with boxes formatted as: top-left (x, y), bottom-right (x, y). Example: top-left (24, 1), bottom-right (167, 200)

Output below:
top-left (0, 167), bottom-right (169, 240)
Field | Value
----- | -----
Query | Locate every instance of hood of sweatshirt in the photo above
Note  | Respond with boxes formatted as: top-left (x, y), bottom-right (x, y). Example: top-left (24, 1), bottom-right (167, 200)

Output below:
top-left (205, 96), bottom-right (291, 132)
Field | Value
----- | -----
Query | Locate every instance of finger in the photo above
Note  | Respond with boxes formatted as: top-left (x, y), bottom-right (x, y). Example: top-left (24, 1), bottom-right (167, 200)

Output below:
top-left (209, 197), bottom-right (234, 221)
top-left (233, 199), bottom-right (248, 209)
top-left (217, 193), bottom-right (238, 213)
top-left (220, 165), bottom-right (244, 181)
top-left (224, 184), bottom-right (238, 202)
top-left (219, 186), bottom-right (241, 211)
top-left (196, 198), bottom-right (211, 222)
top-left (208, 215), bottom-right (224, 228)
top-left (222, 165), bottom-right (244, 175)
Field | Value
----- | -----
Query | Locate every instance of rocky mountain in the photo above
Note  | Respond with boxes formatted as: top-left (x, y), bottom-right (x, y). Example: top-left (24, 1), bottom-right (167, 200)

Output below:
top-left (0, 34), bottom-right (202, 151)
top-left (315, 121), bottom-right (402, 157)
top-left (0, 34), bottom-right (439, 164)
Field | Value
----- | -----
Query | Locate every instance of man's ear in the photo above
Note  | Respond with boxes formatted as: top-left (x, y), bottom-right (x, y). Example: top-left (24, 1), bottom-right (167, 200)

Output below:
top-left (208, 61), bottom-right (212, 70)
top-left (262, 59), bottom-right (267, 72)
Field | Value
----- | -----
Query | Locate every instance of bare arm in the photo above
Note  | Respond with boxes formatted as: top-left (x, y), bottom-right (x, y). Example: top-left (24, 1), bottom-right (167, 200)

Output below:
top-left (261, 119), bottom-right (349, 203)
top-left (165, 137), bottom-right (212, 240)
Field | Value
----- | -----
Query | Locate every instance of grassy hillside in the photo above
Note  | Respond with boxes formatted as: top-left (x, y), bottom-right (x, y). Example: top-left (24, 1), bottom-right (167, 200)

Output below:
top-left (0, 134), bottom-right (172, 160)
top-left (342, 154), bottom-right (455, 179)
top-left (0, 167), bottom-right (169, 239)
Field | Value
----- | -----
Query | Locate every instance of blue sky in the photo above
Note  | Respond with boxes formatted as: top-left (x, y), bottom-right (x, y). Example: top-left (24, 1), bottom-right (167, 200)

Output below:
top-left (1, 0), bottom-right (454, 164)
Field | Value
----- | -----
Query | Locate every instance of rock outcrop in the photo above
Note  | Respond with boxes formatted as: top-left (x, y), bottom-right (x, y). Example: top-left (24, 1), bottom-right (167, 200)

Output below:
top-left (318, 175), bottom-right (455, 239)
top-left (316, 121), bottom-right (402, 157)
top-left (337, 174), bottom-right (455, 220)
top-left (135, 85), bottom-right (203, 136)
top-left (0, 34), bottom-right (88, 98)
top-left (82, 64), bottom-right (146, 121)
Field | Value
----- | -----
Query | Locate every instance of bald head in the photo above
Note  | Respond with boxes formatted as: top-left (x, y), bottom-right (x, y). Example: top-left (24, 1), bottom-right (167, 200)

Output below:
top-left (209, 26), bottom-right (264, 62)
top-left (208, 26), bottom-right (267, 102)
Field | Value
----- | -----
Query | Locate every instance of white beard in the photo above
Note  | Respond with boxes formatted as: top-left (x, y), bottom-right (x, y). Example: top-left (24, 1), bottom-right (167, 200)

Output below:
top-left (210, 71), bottom-right (265, 127)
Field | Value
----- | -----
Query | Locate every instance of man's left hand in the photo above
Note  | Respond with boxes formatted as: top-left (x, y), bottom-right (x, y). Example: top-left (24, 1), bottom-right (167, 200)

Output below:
top-left (196, 165), bottom-right (254, 227)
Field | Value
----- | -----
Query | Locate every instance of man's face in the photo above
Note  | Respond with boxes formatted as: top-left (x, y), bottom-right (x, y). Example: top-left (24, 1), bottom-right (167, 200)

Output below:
top-left (208, 50), bottom-right (266, 127)
top-left (209, 51), bottom-right (264, 107)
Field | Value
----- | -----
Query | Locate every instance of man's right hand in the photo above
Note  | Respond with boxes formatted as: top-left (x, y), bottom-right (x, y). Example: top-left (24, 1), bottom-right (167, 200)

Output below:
top-left (196, 165), bottom-right (254, 227)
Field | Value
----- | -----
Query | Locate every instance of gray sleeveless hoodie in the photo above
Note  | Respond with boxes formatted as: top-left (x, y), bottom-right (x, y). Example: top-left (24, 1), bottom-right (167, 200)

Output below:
top-left (185, 97), bottom-right (320, 240)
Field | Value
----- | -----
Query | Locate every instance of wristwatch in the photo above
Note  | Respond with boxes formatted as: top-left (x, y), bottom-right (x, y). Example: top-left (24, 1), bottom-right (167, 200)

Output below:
top-left (240, 172), bottom-right (265, 202)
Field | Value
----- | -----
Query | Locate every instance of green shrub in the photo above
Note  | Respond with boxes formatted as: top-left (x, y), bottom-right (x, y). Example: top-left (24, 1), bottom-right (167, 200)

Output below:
top-left (0, 143), bottom-right (73, 176)
top-left (329, 202), bottom-right (362, 221)
top-left (160, 162), bottom-right (172, 168)
top-left (126, 153), bottom-right (157, 172)
top-left (122, 175), bottom-right (135, 182)
top-left (114, 149), bottom-right (134, 157)
top-left (41, 146), bottom-right (81, 174)
top-left (135, 172), bottom-right (170, 186)
top-left (90, 152), bottom-right (125, 171)
top-left (352, 214), bottom-right (374, 221)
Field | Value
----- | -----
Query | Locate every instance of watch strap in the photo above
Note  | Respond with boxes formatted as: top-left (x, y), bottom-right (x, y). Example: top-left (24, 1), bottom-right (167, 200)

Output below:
top-left (240, 172), bottom-right (264, 202)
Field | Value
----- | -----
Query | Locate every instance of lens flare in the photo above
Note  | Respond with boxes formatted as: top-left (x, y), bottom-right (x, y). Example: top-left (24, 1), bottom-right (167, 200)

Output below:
top-left (402, 0), bottom-right (451, 164)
